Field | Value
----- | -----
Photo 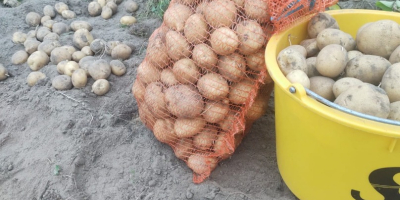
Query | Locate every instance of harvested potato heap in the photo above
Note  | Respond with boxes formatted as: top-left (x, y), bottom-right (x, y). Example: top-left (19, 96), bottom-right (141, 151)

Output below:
top-left (11, 1), bottom-right (132, 96)
top-left (132, 0), bottom-right (276, 183)
top-left (277, 12), bottom-right (400, 122)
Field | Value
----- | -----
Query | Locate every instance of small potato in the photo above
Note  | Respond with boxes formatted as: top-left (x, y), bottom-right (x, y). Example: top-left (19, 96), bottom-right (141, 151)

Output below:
top-left (43, 5), bottom-right (56, 18)
top-left (174, 117), bottom-right (206, 138)
top-left (92, 79), bottom-right (110, 95)
top-left (78, 56), bottom-right (95, 76)
top-left (173, 138), bottom-right (194, 160)
top-left (52, 22), bottom-right (70, 35)
top-left (184, 13), bottom-right (208, 45)
top-left (305, 57), bottom-right (320, 77)
top-left (347, 50), bottom-right (363, 61)
top-left (136, 60), bottom-right (161, 84)
top-left (12, 31), bottom-right (27, 44)
top-left (316, 29), bottom-right (356, 51)
top-left (26, 12), bottom-right (41, 26)
top-left (309, 76), bottom-right (335, 101)
top-left (11, 50), bottom-right (29, 65)
top-left (88, 1), bottom-right (102, 16)
top-left (27, 51), bottom-right (50, 71)
top-left (193, 126), bottom-right (217, 151)
top-left (0, 64), bottom-right (8, 81)
top-left (106, 1), bottom-right (118, 14)
top-left (277, 48), bottom-right (307, 76)
top-left (81, 46), bottom-right (94, 56)
top-left (71, 69), bottom-right (87, 88)
top-left (165, 84), bottom-right (204, 118)
top-left (24, 39), bottom-right (41, 54)
top-left (144, 82), bottom-right (168, 117)
top-left (210, 27), bottom-right (239, 56)
top-left (236, 20), bottom-right (266, 55)
top-left (110, 60), bottom-right (126, 76)
top-left (153, 119), bottom-right (178, 143)
top-left (52, 75), bottom-right (72, 90)
top-left (64, 61), bottom-right (79, 76)
top-left (286, 70), bottom-right (310, 89)
top-left (197, 73), bottom-right (229, 101)
top-left (43, 33), bottom-right (59, 41)
top-left (300, 39), bottom-right (319, 57)
top-left (345, 55), bottom-right (391, 85)
top-left (187, 154), bottom-right (218, 175)
top-left (192, 44), bottom-right (218, 71)
top-left (41, 16), bottom-right (51, 24)
top-left (101, 6), bottom-right (113, 19)
top-left (125, 0), bottom-right (139, 13)
top-left (203, 100), bottom-right (230, 123)
top-left (27, 71), bottom-right (46, 86)
top-left (334, 83), bottom-right (390, 118)
top-left (307, 12), bottom-right (339, 38)
top-left (70, 21), bottom-right (93, 32)
top-left (388, 101), bottom-right (400, 121)
top-left (36, 27), bottom-right (51, 41)
top-left (89, 59), bottom-right (111, 80)
top-left (90, 39), bottom-right (107, 54)
top-left (50, 47), bottom-right (71, 65)
top-left (316, 44), bottom-right (348, 78)
top-left (57, 60), bottom-right (68, 74)
top-left (229, 80), bottom-right (254, 104)
top-left (332, 77), bottom-right (363, 98)
top-left (43, 20), bottom-right (55, 29)
top-left (217, 53), bottom-right (246, 82)
top-left (55, 2), bottom-right (69, 14)
top-left (38, 40), bottom-right (61, 55)
top-left (381, 63), bottom-right (400, 102)
top-left (160, 68), bottom-right (179, 87)
top-left (205, 0), bottom-right (237, 28)
top-left (166, 30), bottom-right (191, 61)
top-left (172, 58), bottom-right (200, 84)
top-left (120, 16), bottom-right (136, 26)
top-left (73, 29), bottom-right (94, 49)
top-left (282, 45), bottom-right (307, 58)
top-left (111, 44), bottom-right (132, 60)
top-left (106, 41), bottom-right (122, 55)
top-left (244, 0), bottom-right (269, 23)
top-left (245, 49), bottom-right (265, 72)
top-left (72, 51), bottom-right (86, 62)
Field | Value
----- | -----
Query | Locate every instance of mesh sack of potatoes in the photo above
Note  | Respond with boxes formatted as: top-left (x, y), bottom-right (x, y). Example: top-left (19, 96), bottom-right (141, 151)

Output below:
top-left (132, 0), bottom-right (278, 183)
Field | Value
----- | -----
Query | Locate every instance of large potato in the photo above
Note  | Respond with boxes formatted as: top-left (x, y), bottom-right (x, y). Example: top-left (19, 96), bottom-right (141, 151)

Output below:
top-left (334, 83), bottom-right (390, 118)
top-left (345, 55), bottom-right (391, 85)
top-left (172, 58), bottom-right (200, 84)
top-left (50, 47), bottom-right (71, 65)
top-left (165, 84), bottom-right (204, 118)
top-left (27, 51), bottom-right (50, 71)
top-left (357, 20), bottom-right (400, 59)
top-left (210, 27), bottom-right (239, 55)
top-left (332, 77), bottom-right (363, 98)
top-left (309, 76), bottom-right (335, 101)
top-left (192, 44), bottom-right (218, 71)
top-left (89, 59), bottom-right (111, 80)
top-left (217, 53), bottom-right (246, 82)
top-left (184, 13), bottom-right (209, 45)
top-left (307, 12), bottom-right (339, 38)
top-left (197, 73), bottom-right (229, 101)
top-left (163, 3), bottom-right (193, 32)
top-left (144, 82), bottom-right (168, 117)
top-left (300, 38), bottom-right (319, 57)
top-left (277, 48), bottom-right (307, 76)
top-left (244, 0), bottom-right (269, 23)
top-left (381, 63), bottom-right (400, 102)
top-left (316, 44), bottom-right (348, 78)
top-left (165, 30), bottom-right (191, 61)
top-left (236, 20), bottom-right (266, 55)
top-left (316, 29), bottom-right (356, 51)
top-left (204, 0), bottom-right (237, 28)
top-left (73, 29), bottom-right (94, 49)
top-left (388, 101), bottom-right (400, 121)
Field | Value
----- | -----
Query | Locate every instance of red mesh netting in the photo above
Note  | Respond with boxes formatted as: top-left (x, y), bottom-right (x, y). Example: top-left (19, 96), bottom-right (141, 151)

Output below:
top-left (132, 0), bottom-right (335, 183)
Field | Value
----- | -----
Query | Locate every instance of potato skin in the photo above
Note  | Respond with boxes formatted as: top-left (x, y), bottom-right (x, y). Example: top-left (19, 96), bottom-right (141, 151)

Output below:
top-left (144, 82), bottom-right (168, 117)
top-left (26, 12), bottom-right (41, 26)
top-left (217, 53), bottom-right (246, 82)
top-left (174, 117), bottom-right (206, 138)
top-left (165, 84), bottom-right (204, 118)
top-left (210, 27), bottom-right (239, 56)
top-left (347, 50), bottom-right (363, 61)
top-left (193, 126), bottom-right (217, 151)
top-left (283, 45), bottom-right (307, 58)
top-left (172, 58), bottom-right (200, 84)
top-left (388, 101), bottom-right (400, 121)
top-left (305, 57), bottom-right (320, 77)
top-left (300, 39), bottom-right (319, 57)
top-left (71, 69), bottom-right (88, 88)
top-left (187, 154), bottom-right (218, 175)
top-left (89, 59), bottom-right (112, 80)
top-left (92, 79), bottom-right (110, 96)
top-left (332, 77), bottom-right (363, 98)
top-left (316, 29), bottom-right (356, 51)
top-left (309, 76), bottom-right (335, 101)
top-left (136, 60), bottom-right (161, 84)
top-left (27, 51), bottom-right (50, 71)
top-left (381, 63), bottom-right (400, 102)
top-left (192, 44), bottom-right (218, 71)
top-left (146, 27), bottom-right (170, 68)
top-left (307, 12), bottom-right (339, 38)
top-left (52, 75), bottom-right (72, 90)
top-left (36, 26), bottom-right (51, 41)
top-left (203, 100), bottom-right (230, 123)
top-left (344, 55), bottom-right (391, 85)
top-left (88, 2), bottom-right (102, 16)
top-left (316, 44), bottom-right (348, 78)
top-left (163, 3), bottom-right (193, 32)
top-left (12, 50), bottom-right (29, 65)
top-left (246, 49), bottom-right (265, 72)
top-left (111, 44), bottom-right (132, 60)
top-left (43, 5), bottom-right (56, 18)
top-left (286, 70), bottom-right (310, 89)
top-left (197, 73), bottom-right (229, 101)
top-left (50, 47), bottom-right (71, 65)
top-left (184, 13), bottom-right (209, 45)
top-left (236, 20), bottom-right (266, 55)
top-left (27, 71), bottom-right (46, 86)
top-left (70, 21), bottom-right (93, 32)
top-left (160, 68), bottom-right (179, 87)
top-left (73, 29), bottom-right (94, 50)
top-left (165, 30), bottom-right (191, 61)
top-left (204, 0), bottom-right (237, 28)
top-left (277, 48), bottom-right (307, 76)
top-left (229, 80), bottom-right (254, 104)
top-left (244, 0), bottom-right (269, 23)
top-left (110, 60), bottom-right (126, 76)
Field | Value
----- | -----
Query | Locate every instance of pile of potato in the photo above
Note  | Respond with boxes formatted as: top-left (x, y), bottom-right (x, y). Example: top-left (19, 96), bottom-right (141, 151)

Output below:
top-left (87, 0), bottom-right (138, 26)
top-left (11, 1), bottom-right (134, 95)
top-left (277, 12), bottom-right (400, 122)
top-left (132, 0), bottom-right (274, 183)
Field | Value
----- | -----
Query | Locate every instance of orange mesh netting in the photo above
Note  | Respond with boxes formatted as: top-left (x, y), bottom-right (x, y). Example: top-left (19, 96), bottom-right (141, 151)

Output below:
top-left (132, 0), bottom-right (335, 183)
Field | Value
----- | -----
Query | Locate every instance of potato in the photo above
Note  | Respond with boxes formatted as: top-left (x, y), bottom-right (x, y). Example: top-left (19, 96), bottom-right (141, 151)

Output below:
top-left (195, 1), bottom-right (207, 15)
top-left (108, 0), bottom-right (123, 5)
top-left (98, 0), bottom-right (106, 7)
top-left (138, 103), bottom-right (156, 129)
top-left (0, 64), bottom-right (8, 81)
top-left (26, 30), bottom-right (36, 39)
top-left (41, 16), bottom-right (50, 24)
top-left (160, 69), bottom-right (178, 87)
top-left (43, 20), bottom-right (55, 29)
top-left (78, 56), bottom-right (94, 76)
top-left (345, 55), bottom-right (390, 85)
top-left (120, 16), bottom-right (136, 26)
top-left (305, 57), bottom-right (320, 77)
top-left (136, 60), bottom-right (161, 84)
top-left (210, 27), bottom-right (239, 55)
top-left (244, 0), bottom-right (269, 23)
top-left (316, 44), bottom-right (348, 78)
top-left (307, 12), bottom-right (339, 38)
top-left (174, 117), bottom-right (206, 138)
top-left (347, 50), bottom-right (363, 61)
top-left (218, 111), bottom-right (237, 132)
top-left (71, 69), bottom-right (87, 88)
top-left (381, 63), bottom-right (400, 102)
top-left (388, 101), bottom-right (400, 121)
top-left (125, 0), bottom-right (139, 13)
top-left (286, 70), bottom-right (310, 89)
top-left (36, 27), bottom-right (51, 41)
top-left (111, 44), bottom-right (132, 60)
top-left (334, 83), bottom-right (390, 118)
top-left (27, 51), bottom-right (50, 71)
top-left (52, 75), bottom-right (72, 90)
top-left (192, 44), bottom-right (218, 71)
top-left (316, 29), bottom-right (356, 51)
top-left (43, 33), bottom-right (59, 41)
top-left (146, 29), bottom-right (170, 68)
top-left (27, 71), bottom-right (46, 86)
top-left (300, 39), bottom-right (319, 57)
top-left (172, 58), bottom-right (200, 84)
top-left (89, 59), bottom-right (111, 80)
top-left (63, 61), bottom-right (79, 76)
top-left (184, 13), bottom-right (208, 45)
top-left (164, 3), bottom-right (193, 32)
top-left (61, 10), bottom-right (75, 19)
top-left (55, 2), bottom-right (69, 14)
top-left (106, 1), bottom-right (118, 14)
top-left (43, 5), bottom-right (56, 18)
top-left (12, 31), bottom-right (27, 44)
top-left (332, 77), bottom-right (363, 98)
top-left (389, 45), bottom-right (400, 64)
top-left (197, 73), bottom-right (229, 101)
top-left (70, 21), bottom-right (93, 32)
top-left (81, 46), bottom-right (94, 56)
top-left (101, 6), bottom-right (113, 19)
top-left (213, 133), bottom-right (231, 159)
top-left (205, 0), bottom-right (237, 28)
top-left (165, 84), bottom-right (204, 118)
top-left (90, 39), bottom-right (107, 54)
top-left (173, 138), bottom-right (194, 160)
top-left (218, 53), bottom-right (246, 82)
top-left (229, 80), bottom-right (254, 104)
top-left (357, 20), bottom-right (400, 59)
top-left (282, 45), bottom-right (307, 58)
top-left (24, 39), bottom-right (41, 54)
top-left (62, 45), bottom-right (77, 57)
top-left (92, 79), bottom-right (110, 95)
top-left (144, 82), bottom-right (168, 117)
top-left (71, 51), bottom-right (85, 62)
top-left (57, 60), bottom-right (68, 74)
top-left (203, 100), bottom-right (230, 123)
top-left (187, 154), bottom-right (218, 174)
top-left (277, 48), bottom-right (307, 76)
top-left (309, 76), bottom-right (335, 101)
top-left (26, 12), bottom-right (41, 26)
top-left (153, 119), bottom-right (178, 143)
top-left (193, 126), bottom-right (217, 151)
top-left (52, 22), bottom-right (69, 35)
top-left (50, 47), bottom-right (71, 64)
top-left (246, 49), bottom-right (265, 72)
top-left (236, 20), bottom-right (266, 55)
top-left (166, 30), bottom-right (191, 61)
top-left (132, 79), bottom-right (146, 102)
top-left (11, 50), bottom-right (29, 64)
top-left (88, 1), bottom-right (102, 16)
top-left (107, 60), bottom-right (125, 76)
top-left (73, 29), bottom-right (94, 49)
top-left (38, 40), bottom-right (60, 56)
top-left (245, 89), bottom-right (271, 122)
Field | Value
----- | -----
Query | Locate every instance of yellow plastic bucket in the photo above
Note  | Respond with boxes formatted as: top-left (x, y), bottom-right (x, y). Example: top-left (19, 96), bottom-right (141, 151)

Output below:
top-left (266, 10), bottom-right (400, 200)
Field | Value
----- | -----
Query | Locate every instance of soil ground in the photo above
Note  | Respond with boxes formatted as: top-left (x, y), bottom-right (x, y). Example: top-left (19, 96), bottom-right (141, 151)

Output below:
top-left (0, 0), bottom-right (379, 200)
